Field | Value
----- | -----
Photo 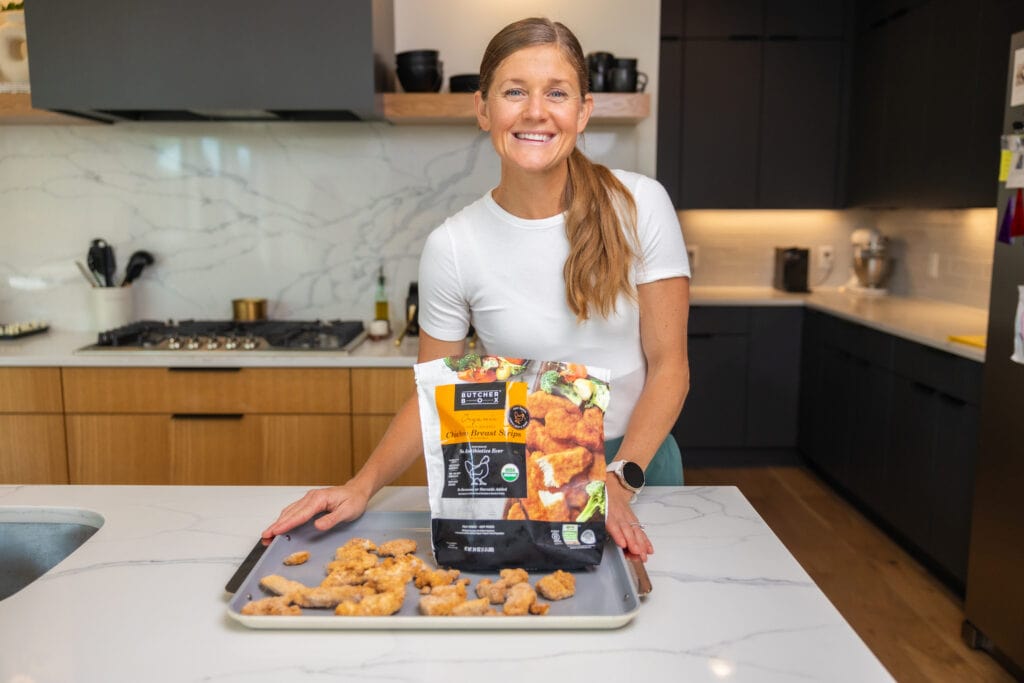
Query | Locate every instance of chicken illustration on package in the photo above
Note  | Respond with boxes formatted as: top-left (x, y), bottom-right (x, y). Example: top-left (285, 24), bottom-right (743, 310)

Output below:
top-left (415, 354), bottom-right (610, 571)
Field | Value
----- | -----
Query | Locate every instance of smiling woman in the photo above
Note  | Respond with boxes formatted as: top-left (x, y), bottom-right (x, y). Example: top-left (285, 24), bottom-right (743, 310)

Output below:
top-left (263, 17), bottom-right (692, 566)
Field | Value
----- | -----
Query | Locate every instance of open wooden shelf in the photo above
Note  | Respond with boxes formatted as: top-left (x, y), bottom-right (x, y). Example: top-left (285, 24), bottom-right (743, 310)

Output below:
top-left (381, 92), bottom-right (650, 125)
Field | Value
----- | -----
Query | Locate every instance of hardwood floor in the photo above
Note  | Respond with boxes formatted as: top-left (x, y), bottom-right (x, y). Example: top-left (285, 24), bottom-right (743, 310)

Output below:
top-left (686, 466), bottom-right (1016, 683)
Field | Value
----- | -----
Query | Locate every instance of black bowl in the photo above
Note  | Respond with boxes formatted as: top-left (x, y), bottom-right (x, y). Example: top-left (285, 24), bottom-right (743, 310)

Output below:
top-left (398, 65), bottom-right (443, 93)
top-left (449, 73), bottom-right (480, 93)
top-left (397, 50), bottom-right (439, 66)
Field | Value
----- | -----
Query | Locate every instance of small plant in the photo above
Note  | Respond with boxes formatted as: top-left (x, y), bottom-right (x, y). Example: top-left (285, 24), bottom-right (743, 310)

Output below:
top-left (0, 1), bottom-right (25, 10)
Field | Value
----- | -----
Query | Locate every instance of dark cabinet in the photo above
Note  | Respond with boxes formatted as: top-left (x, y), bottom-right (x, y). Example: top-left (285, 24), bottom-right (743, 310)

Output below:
top-left (799, 310), bottom-right (982, 590)
top-left (674, 306), bottom-right (802, 460)
top-left (847, 0), bottom-right (1024, 207)
top-left (657, 0), bottom-right (849, 208)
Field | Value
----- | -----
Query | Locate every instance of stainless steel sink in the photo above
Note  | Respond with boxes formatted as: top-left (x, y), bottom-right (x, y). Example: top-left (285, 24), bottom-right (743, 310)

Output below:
top-left (0, 507), bottom-right (104, 600)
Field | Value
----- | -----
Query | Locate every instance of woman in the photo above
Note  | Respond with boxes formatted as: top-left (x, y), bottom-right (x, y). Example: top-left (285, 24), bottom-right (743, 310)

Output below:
top-left (263, 18), bottom-right (690, 562)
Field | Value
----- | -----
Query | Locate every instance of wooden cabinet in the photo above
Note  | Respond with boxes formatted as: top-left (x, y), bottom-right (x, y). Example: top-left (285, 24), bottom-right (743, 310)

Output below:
top-left (673, 306), bottom-right (802, 463)
top-left (0, 92), bottom-right (94, 125)
top-left (799, 310), bottom-right (982, 590)
top-left (0, 368), bottom-right (68, 483)
top-left (350, 368), bottom-right (425, 485)
top-left (62, 368), bottom-right (353, 485)
top-left (658, 0), bottom-right (848, 208)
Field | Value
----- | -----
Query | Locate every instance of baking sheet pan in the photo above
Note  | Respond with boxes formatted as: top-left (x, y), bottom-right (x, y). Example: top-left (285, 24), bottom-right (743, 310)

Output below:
top-left (226, 511), bottom-right (642, 630)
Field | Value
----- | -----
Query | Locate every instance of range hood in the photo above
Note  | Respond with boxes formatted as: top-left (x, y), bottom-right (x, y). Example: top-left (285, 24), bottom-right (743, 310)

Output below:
top-left (23, 0), bottom-right (395, 123)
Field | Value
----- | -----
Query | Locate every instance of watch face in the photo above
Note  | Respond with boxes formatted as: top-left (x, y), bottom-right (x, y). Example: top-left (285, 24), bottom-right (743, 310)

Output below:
top-left (622, 461), bottom-right (645, 489)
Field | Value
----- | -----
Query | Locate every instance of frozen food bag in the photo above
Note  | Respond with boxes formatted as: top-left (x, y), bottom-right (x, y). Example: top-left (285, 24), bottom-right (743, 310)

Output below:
top-left (415, 354), bottom-right (610, 571)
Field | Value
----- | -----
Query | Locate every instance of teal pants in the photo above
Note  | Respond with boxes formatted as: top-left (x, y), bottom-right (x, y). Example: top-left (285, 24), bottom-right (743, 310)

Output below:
top-left (604, 434), bottom-right (684, 485)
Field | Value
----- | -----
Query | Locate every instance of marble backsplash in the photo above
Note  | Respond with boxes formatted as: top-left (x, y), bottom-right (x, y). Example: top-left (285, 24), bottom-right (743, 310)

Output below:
top-left (0, 122), bottom-right (638, 330)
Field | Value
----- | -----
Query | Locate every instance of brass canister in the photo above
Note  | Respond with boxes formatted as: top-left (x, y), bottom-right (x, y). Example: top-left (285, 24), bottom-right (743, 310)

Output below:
top-left (232, 298), bottom-right (268, 321)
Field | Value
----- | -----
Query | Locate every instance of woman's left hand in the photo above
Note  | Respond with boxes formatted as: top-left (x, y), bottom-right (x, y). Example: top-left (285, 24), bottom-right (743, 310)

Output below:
top-left (604, 474), bottom-right (653, 562)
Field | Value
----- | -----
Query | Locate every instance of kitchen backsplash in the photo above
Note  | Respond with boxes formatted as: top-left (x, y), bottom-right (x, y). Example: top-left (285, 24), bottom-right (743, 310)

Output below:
top-left (0, 122), bottom-right (639, 329)
top-left (680, 207), bottom-right (997, 310)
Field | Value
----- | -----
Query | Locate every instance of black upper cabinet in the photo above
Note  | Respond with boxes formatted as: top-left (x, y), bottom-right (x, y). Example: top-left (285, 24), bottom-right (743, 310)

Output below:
top-left (846, 0), bottom-right (1024, 207)
top-left (679, 41), bottom-right (762, 208)
top-left (682, 0), bottom-right (763, 37)
top-left (657, 0), bottom-right (849, 208)
top-left (759, 41), bottom-right (843, 207)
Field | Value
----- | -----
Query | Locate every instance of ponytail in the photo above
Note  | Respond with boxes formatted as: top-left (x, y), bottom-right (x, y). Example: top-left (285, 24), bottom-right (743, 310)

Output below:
top-left (563, 148), bottom-right (639, 320)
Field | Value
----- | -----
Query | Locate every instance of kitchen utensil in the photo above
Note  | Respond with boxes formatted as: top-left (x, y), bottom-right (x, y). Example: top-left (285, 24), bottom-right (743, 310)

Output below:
top-left (75, 260), bottom-right (103, 288)
top-left (232, 298), bottom-right (268, 322)
top-left (87, 239), bottom-right (110, 287)
top-left (227, 510), bottom-right (643, 629)
top-left (120, 250), bottom-right (155, 287)
top-left (101, 243), bottom-right (116, 287)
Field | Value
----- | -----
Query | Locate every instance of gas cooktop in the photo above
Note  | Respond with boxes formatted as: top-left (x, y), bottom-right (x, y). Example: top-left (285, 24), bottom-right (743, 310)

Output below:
top-left (78, 319), bottom-right (367, 353)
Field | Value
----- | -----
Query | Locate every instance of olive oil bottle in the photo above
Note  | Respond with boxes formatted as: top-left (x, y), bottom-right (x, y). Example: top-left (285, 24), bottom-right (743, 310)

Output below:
top-left (370, 266), bottom-right (391, 340)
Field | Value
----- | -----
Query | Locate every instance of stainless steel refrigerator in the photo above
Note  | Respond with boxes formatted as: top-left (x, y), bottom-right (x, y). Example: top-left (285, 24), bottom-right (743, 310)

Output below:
top-left (962, 29), bottom-right (1024, 680)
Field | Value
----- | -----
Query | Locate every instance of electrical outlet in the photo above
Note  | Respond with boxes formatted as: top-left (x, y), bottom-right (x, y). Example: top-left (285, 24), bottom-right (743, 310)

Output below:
top-left (687, 245), bottom-right (700, 270)
top-left (819, 245), bottom-right (834, 270)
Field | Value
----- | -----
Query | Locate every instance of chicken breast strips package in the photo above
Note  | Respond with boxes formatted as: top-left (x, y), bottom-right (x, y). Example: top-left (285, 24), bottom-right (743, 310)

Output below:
top-left (415, 354), bottom-right (610, 570)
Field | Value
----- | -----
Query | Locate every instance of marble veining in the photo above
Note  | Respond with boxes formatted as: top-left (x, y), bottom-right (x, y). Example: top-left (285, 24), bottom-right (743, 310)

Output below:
top-left (0, 485), bottom-right (893, 682)
top-left (0, 123), bottom-right (635, 329)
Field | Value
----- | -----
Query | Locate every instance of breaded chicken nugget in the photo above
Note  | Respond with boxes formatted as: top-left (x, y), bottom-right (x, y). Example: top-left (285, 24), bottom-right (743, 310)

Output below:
top-left (377, 538), bottom-right (417, 557)
top-left (526, 421), bottom-right (575, 455)
top-left (499, 568), bottom-right (529, 585)
top-left (418, 592), bottom-right (466, 616)
top-left (502, 582), bottom-right (538, 616)
top-left (521, 490), bottom-right (570, 522)
top-left (337, 537), bottom-right (378, 555)
top-left (526, 391), bottom-right (578, 419)
top-left (542, 406), bottom-right (580, 441)
top-left (575, 407), bottom-right (605, 452)
top-left (282, 550), bottom-right (310, 566)
top-left (414, 567), bottom-right (461, 590)
top-left (292, 585), bottom-right (374, 608)
top-left (320, 567), bottom-right (367, 588)
top-left (240, 595), bottom-right (301, 616)
top-left (335, 590), bottom-right (404, 616)
top-left (529, 602), bottom-right (550, 616)
top-left (327, 551), bottom-right (378, 573)
top-left (536, 570), bottom-right (576, 601)
top-left (259, 574), bottom-right (308, 596)
top-left (535, 446), bottom-right (593, 488)
top-left (452, 597), bottom-right (494, 616)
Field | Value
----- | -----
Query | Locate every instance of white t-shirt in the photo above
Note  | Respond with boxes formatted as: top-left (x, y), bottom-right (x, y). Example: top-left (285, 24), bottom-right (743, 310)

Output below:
top-left (418, 169), bottom-right (690, 438)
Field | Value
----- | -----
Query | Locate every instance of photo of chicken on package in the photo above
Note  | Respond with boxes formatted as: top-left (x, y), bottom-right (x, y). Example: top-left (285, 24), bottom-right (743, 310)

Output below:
top-left (415, 354), bottom-right (610, 571)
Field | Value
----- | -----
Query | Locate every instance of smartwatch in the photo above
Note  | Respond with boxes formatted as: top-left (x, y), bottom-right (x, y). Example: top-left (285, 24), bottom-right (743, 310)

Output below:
top-left (606, 460), bottom-right (645, 501)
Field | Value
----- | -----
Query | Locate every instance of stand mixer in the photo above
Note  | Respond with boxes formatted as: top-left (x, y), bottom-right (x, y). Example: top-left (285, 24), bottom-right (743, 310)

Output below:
top-left (845, 228), bottom-right (893, 295)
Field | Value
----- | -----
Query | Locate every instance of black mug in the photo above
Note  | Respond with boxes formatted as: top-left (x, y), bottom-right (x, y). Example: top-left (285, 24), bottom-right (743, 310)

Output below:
top-left (589, 67), bottom-right (607, 92)
top-left (609, 66), bottom-right (648, 93)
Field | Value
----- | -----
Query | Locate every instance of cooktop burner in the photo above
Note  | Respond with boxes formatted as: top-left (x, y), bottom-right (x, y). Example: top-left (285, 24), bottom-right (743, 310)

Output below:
top-left (83, 319), bottom-right (367, 352)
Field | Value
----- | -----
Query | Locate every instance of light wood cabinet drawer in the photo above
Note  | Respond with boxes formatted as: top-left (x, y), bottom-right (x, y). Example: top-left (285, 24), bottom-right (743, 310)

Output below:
top-left (62, 368), bottom-right (351, 414)
top-left (0, 368), bottom-right (63, 412)
top-left (350, 368), bottom-right (415, 414)
top-left (66, 414), bottom-right (352, 485)
top-left (0, 415), bottom-right (68, 483)
top-left (352, 415), bottom-right (426, 486)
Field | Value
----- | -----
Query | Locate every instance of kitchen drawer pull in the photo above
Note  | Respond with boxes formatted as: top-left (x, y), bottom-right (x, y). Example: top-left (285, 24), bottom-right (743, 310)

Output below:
top-left (168, 367), bottom-right (243, 373)
top-left (171, 413), bottom-right (244, 420)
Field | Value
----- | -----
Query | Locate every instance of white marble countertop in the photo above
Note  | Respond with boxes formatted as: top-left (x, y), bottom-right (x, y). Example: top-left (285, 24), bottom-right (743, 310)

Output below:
top-left (0, 484), bottom-right (892, 683)
top-left (0, 287), bottom-right (987, 366)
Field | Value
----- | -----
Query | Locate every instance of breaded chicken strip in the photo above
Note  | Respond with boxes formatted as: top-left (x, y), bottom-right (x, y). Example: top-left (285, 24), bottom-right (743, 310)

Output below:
top-left (260, 574), bottom-right (308, 596)
top-left (542, 406), bottom-right (580, 441)
top-left (424, 580), bottom-right (469, 599)
top-left (365, 555), bottom-right (424, 585)
top-left (320, 567), bottom-right (368, 588)
top-left (526, 391), bottom-right (578, 419)
top-left (574, 407), bottom-right (605, 452)
top-left (240, 595), bottom-right (301, 616)
top-left (292, 585), bottom-right (374, 608)
top-left (414, 567), bottom-right (461, 590)
top-left (282, 550), bottom-right (310, 566)
top-left (526, 421), bottom-right (576, 455)
top-left (536, 570), bottom-right (576, 601)
top-left (521, 490), bottom-right (570, 522)
top-left (535, 446), bottom-right (593, 488)
top-left (502, 582), bottom-right (538, 616)
top-left (418, 592), bottom-right (466, 616)
top-left (335, 590), bottom-right (404, 616)
top-left (327, 551), bottom-right (378, 573)
top-left (505, 501), bottom-right (526, 520)
top-left (452, 597), bottom-right (495, 616)
top-left (499, 568), bottom-right (530, 585)
top-left (377, 538), bottom-right (417, 557)
top-left (337, 538), bottom-right (378, 554)
top-left (529, 602), bottom-right (550, 616)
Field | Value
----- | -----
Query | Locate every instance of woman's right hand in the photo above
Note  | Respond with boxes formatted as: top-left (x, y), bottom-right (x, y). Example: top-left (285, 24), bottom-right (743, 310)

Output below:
top-left (260, 483), bottom-right (371, 544)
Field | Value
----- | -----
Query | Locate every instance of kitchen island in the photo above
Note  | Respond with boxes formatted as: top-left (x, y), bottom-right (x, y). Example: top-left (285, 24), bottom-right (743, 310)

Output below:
top-left (0, 484), bottom-right (892, 682)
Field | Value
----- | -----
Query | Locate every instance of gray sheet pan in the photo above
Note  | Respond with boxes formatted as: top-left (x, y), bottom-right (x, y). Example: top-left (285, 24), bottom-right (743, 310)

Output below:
top-left (226, 511), bottom-right (642, 630)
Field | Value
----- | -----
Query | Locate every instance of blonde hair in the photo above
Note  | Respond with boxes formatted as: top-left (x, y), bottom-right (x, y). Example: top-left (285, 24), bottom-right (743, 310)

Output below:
top-left (479, 17), bottom-right (639, 320)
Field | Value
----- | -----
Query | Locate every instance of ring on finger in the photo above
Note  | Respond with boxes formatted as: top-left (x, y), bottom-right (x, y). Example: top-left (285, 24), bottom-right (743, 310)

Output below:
top-left (629, 522), bottom-right (646, 529)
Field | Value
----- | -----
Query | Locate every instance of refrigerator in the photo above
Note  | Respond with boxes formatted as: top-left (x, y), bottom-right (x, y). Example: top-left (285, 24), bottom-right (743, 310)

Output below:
top-left (962, 29), bottom-right (1024, 680)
